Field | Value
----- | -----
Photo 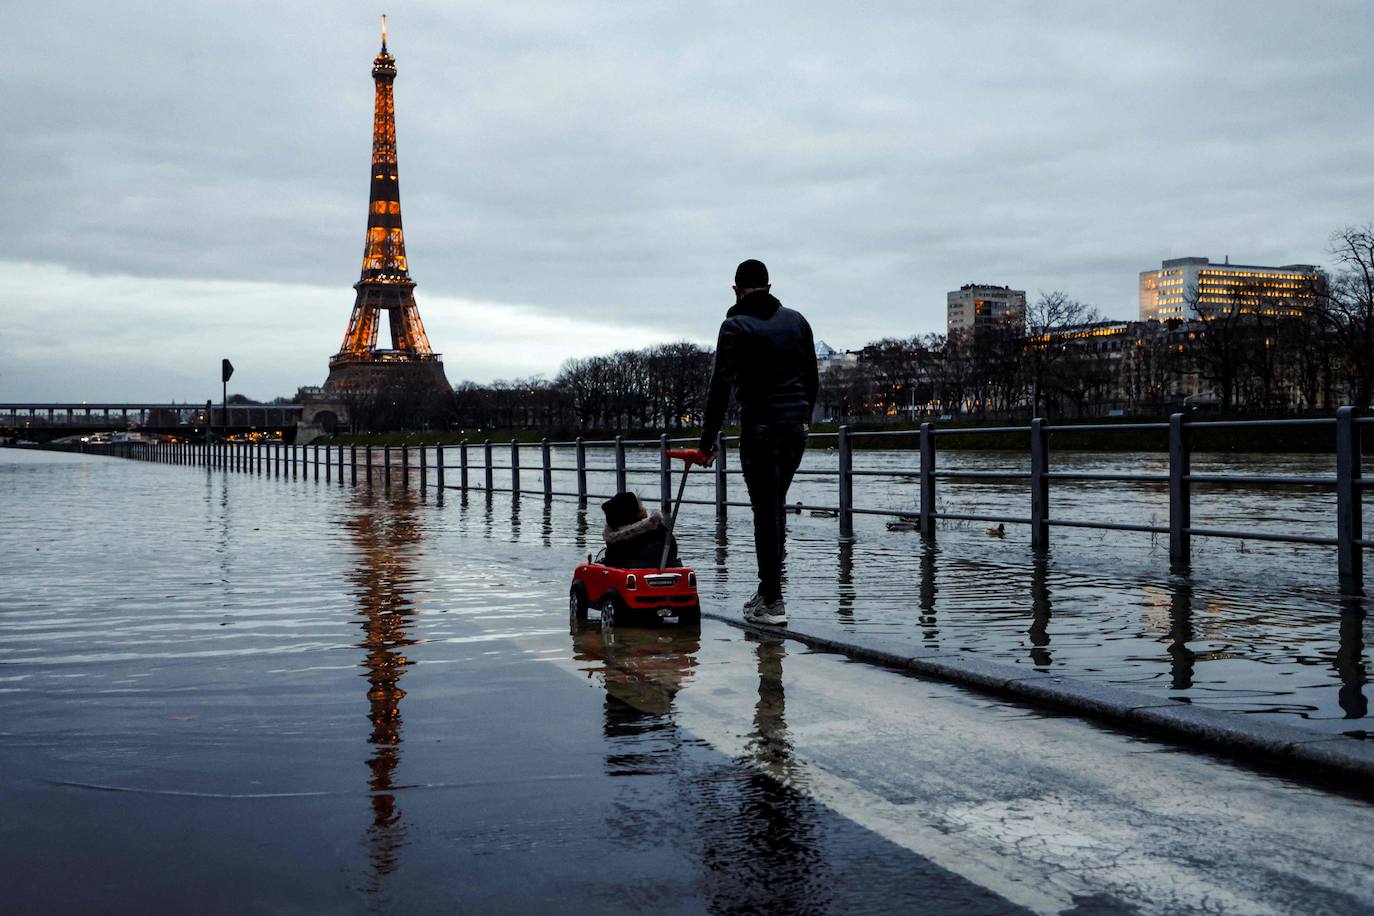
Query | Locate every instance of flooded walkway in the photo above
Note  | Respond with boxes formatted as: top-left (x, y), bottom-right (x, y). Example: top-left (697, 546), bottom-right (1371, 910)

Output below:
top-left (2, 449), bottom-right (1373, 913)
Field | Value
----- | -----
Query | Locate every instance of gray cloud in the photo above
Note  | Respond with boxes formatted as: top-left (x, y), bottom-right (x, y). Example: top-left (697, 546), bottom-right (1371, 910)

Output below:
top-left (3, 1), bottom-right (1372, 398)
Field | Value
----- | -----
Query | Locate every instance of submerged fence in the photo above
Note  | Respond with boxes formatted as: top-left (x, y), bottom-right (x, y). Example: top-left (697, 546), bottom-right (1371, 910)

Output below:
top-left (19, 408), bottom-right (1369, 594)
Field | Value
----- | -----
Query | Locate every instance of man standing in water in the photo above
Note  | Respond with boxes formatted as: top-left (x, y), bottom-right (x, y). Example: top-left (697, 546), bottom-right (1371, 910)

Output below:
top-left (700, 259), bottom-right (819, 626)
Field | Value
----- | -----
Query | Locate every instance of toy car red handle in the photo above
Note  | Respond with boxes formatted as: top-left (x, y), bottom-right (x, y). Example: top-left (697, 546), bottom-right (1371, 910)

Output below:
top-left (666, 448), bottom-right (709, 466)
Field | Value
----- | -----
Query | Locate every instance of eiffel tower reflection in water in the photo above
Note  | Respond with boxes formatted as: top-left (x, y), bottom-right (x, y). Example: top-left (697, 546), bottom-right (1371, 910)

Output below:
top-left (343, 487), bottom-right (423, 891)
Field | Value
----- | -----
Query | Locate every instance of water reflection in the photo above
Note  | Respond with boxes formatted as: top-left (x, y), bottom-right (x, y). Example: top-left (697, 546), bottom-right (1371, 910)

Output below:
top-left (574, 508), bottom-right (589, 552)
top-left (1337, 597), bottom-right (1368, 719)
top-left (918, 541), bottom-right (939, 645)
top-left (570, 623), bottom-right (828, 910)
top-left (836, 539), bottom-right (855, 623)
top-left (713, 521), bottom-right (730, 587)
top-left (570, 621), bottom-right (701, 774)
top-left (343, 489), bottom-right (423, 892)
top-left (1028, 556), bottom-right (1052, 669)
top-left (703, 633), bottom-right (828, 913)
top-left (1167, 577), bottom-right (1197, 691)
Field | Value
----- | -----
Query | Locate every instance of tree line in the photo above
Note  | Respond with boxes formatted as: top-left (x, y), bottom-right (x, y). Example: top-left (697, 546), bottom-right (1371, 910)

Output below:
top-left (451, 341), bottom-right (713, 432)
top-left (342, 224), bottom-right (1374, 431)
top-left (819, 226), bottom-right (1374, 420)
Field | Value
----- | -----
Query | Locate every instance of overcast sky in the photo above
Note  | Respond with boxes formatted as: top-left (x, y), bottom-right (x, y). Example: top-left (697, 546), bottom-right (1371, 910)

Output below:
top-left (3, 1), bottom-right (1372, 401)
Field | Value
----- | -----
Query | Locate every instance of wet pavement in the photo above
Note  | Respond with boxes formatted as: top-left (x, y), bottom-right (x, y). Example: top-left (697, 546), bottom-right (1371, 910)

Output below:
top-left (3, 448), bottom-right (1374, 914)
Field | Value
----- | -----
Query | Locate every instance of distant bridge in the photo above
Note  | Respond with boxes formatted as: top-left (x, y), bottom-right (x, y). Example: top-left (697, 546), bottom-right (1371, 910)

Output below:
top-left (0, 402), bottom-right (304, 439)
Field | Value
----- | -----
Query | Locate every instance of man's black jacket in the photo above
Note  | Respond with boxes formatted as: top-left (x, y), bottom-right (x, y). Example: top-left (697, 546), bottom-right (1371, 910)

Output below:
top-left (698, 291), bottom-right (818, 451)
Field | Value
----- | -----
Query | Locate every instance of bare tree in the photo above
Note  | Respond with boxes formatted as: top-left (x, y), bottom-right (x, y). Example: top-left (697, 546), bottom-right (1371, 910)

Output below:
top-left (1021, 292), bottom-right (1100, 418)
top-left (1327, 225), bottom-right (1374, 408)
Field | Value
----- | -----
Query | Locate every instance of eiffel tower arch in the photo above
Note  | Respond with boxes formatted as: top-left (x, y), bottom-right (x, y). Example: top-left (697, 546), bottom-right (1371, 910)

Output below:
top-left (324, 19), bottom-right (451, 403)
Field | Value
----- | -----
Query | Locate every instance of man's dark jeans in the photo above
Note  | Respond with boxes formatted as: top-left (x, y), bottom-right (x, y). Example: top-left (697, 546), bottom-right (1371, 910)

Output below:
top-left (739, 424), bottom-right (808, 603)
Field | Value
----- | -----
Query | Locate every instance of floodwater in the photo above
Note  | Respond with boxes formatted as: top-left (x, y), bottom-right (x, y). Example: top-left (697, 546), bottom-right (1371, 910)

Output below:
top-left (468, 440), bottom-right (1373, 732)
top-left (3, 446), bottom-right (1374, 914)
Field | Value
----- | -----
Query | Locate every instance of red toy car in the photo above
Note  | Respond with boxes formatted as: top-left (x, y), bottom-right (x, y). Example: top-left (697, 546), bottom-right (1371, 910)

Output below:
top-left (569, 561), bottom-right (700, 626)
top-left (569, 448), bottom-right (707, 627)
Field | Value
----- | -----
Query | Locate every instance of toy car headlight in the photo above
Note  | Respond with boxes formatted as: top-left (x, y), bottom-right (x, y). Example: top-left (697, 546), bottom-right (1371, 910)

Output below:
top-left (624, 574), bottom-right (637, 591)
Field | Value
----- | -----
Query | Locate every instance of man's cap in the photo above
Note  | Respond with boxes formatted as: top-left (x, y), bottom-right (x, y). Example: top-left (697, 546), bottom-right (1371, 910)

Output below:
top-left (601, 491), bottom-right (642, 529)
top-left (734, 259), bottom-right (769, 288)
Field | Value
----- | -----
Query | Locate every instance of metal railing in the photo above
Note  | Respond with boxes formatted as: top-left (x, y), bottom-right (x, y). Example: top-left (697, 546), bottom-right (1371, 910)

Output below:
top-left (427, 413), bottom-right (1366, 595)
top-left (14, 407), bottom-right (1366, 593)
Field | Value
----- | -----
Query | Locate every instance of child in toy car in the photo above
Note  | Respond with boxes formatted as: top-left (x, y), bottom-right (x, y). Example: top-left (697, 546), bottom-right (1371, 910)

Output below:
top-left (601, 491), bottom-right (679, 568)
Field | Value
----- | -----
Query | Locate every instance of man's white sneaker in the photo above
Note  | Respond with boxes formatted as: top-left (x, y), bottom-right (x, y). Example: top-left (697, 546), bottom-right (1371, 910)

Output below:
top-left (744, 599), bottom-right (786, 626)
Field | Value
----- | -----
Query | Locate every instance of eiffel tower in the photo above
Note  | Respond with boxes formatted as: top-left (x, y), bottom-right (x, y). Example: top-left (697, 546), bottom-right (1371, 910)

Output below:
top-left (325, 18), bottom-right (450, 396)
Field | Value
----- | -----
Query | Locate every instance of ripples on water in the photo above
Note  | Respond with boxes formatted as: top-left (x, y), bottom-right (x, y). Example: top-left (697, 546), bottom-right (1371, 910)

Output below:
top-left (1, 445), bottom-right (1368, 743)
top-left (2, 445), bottom-right (1371, 911)
top-left (428, 443), bottom-right (1370, 729)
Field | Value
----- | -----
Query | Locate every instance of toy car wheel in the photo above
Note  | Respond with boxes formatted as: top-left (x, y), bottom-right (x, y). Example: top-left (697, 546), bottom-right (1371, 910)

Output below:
top-left (677, 603), bottom-right (701, 624)
top-left (600, 596), bottom-right (617, 629)
top-left (569, 584), bottom-right (589, 624)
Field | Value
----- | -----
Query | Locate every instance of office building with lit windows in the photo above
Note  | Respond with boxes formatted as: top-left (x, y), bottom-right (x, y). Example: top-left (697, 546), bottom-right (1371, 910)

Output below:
top-left (947, 284), bottom-right (1026, 332)
top-left (1138, 257), bottom-right (1322, 321)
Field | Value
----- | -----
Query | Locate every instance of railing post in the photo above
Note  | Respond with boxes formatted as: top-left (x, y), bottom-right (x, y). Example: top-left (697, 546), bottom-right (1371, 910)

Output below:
top-left (338, 444), bottom-right (345, 484)
top-left (575, 437), bottom-right (587, 504)
top-left (1336, 406), bottom-right (1364, 595)
top-left (351, 445), bottom-right (358, 486)
top-left (484, 439), bottom-right (493, 492)
top-left (1169, 412), bottom-right (1190, 569)
top-left (1030, 418), bottom-right (1049, 553)
top-left (615, 435), bottom-right (627, 493)
top-left (542, 438), bottom-right (552, 502)
top-left (715, 432), bottom-right (727, 520)
top-left (384, 446), bottom-right (392, 489)
top-left (313, 444), bottom-right (319, 481)
top-left (659, 434), bottom-right (671, 516)
top-left (365, 445), bottom-right (373, 486)
top-left (326, 444), bottom-right (332, 483)
top-left (510, 439), bottom-right (521, 498)
top-left (460, 441), bottom-right (469, 492)
top-left (418, 443), bottom-right (426, 492)
top-left (401, 445), bottom-right (410, 490)
top-left (838, 425), bottom-right (854, 539)
top-left (919, 421), bottom-right (936, 538)
top-left (436, 444), bottom-right (445, 489)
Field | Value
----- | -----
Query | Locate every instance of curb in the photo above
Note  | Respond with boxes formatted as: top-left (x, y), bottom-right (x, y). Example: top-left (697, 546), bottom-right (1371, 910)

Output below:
top-left (700, 610), bottom-right (1374, 783)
